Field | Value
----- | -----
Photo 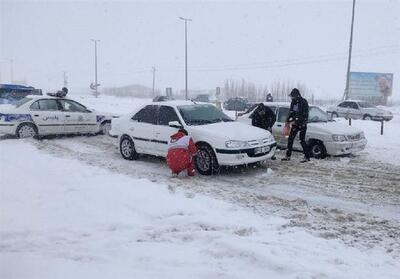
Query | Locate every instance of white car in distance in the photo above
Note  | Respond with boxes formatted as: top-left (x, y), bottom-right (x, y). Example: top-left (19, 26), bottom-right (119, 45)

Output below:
top-left (327, 100), bottom-right (393, 121)
top-left (0, 95), bottom-right (115, 138)
top-left (110, 101), bottom-right (277, 175)
top-left (237, 102), bottom-right (367, 158)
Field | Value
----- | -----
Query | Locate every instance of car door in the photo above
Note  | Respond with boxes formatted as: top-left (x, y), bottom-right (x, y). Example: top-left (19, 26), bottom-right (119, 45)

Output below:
top-left (29, 99), bottom-right (65, 134)
top-left (59, 99), bottom-right (97, 134)
top-left (153, 105), bottom-right (182, 156)
top-left (272, 106), bottom-right (290, 146)
top-left (129, 105), bottom-right (159, 154)
top-left (336, 101), bottom-right (349, 117)
top-left (348, 102), bottom-right (361, 119)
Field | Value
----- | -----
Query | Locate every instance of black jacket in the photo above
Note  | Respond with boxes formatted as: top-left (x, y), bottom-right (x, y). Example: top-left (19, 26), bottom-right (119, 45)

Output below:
top-left (252, 105), bottom-right (276, 130)
top-left (287, 97), bottom-right (309, 127)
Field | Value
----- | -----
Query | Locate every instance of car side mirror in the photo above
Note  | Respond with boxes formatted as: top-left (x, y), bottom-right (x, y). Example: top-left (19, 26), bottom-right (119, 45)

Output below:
top-left (168, 121), bottom-right (182, 128)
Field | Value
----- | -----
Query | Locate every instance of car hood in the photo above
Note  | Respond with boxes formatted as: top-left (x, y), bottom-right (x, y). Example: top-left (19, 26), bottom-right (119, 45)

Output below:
top-left (189, 121), bottom-right (270, 141)
top-left (0, 104), bottom-right (17, 112)
top-left (308, 121), bottom-right (363, 135)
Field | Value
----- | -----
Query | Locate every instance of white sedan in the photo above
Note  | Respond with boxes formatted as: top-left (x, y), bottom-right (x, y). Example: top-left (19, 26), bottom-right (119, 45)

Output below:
top-left (237, 102), bottom-right (367, 158)
top-left (110, 101), bottom-right (276, 175)
top-left (0, 95), bottom-right (116, 138)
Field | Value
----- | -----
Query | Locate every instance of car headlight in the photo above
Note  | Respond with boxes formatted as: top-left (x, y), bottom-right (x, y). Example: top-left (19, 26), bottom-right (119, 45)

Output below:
top-left (225, 140), bottom-right (250, 148)
top-left (332, 135), bottom-right (347, 142)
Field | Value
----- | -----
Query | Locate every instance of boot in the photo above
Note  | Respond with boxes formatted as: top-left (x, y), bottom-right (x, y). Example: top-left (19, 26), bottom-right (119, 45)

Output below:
top-left (300, 157), bottom-right (310, 163)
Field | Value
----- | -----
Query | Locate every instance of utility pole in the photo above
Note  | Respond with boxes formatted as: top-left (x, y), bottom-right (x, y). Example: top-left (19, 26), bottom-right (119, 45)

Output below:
top-left (344, 0), bottom-right (356, 100)
top-left (152, 66), bottom-right (156, 97)
top-left (91, 39), bottom-right (100, 97)
top-left (63, 71), bottom-right (68, 88)
top-left (179, 17), bottom-right (192, 100)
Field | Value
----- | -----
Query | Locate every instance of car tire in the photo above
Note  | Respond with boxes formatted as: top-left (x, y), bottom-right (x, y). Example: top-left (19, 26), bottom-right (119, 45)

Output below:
top-left (100, 121), bottom-right (111, 135)
top-left (309, 140), bottom-right (327, 159)
top-left (120, 135), bottom-right (138, 160)
top-left (195, 143), bottom-right (219, 175)
top-left (16, 123), bottom-right (38, 138)
top-left (331, 112), bottom-right (338, 118)
top-left (363, 114), bottom-right (372, 120)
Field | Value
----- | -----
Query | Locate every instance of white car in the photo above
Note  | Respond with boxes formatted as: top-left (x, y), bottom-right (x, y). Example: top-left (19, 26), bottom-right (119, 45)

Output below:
top-left (110, 101), bottom-right (277, 175)
top-left (327, 100), bottom-right (393, 121)
top-left (237, 102), bottom-right (367, 158)
top-left (0, 95), bottom-right (116, 138)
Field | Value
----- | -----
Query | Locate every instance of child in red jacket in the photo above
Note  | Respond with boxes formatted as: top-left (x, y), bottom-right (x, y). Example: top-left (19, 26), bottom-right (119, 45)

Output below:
top-left (166, 128), bottom-right (197, 176)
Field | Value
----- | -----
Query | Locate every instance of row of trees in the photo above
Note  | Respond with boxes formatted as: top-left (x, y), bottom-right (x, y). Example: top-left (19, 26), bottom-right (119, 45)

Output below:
top-left (223, 79), bottom-right (313, 102)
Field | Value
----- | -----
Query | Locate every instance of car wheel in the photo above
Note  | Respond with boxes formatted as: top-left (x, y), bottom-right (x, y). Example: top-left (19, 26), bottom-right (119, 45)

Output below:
top-left (100, 121), bottom-right (111, 135)
top-left (363, 114), bottom-right (372, 120)
top-left (120, 135), bottom-right (138, 160)
top-left (331, 112), bottom-right (338, 118)
top-left (16, 123), bottom-right (38, 138)
top-left (195, 143), bottom-right (219, 175)
top-left (309, 140), bottom-right (327, 159)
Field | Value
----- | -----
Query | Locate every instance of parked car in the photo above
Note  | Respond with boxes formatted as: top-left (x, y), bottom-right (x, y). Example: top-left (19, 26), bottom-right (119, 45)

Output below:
top-left (193, 94), bottom-right (210, 103)
top-left (0, 95), bottom-right (116, 138)
top-left (237, 102), bottom-right (367, 158)
top-left (110, 101), bottom-right (277, 175)
top-left (224, 97), bottom-right (252, 111)
top-left (326, 100), bottom-right (393, 121)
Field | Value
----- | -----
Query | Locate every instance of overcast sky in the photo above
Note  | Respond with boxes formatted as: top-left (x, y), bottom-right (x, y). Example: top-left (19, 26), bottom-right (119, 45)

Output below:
top-left (0, 0), bottom-right (399, 99)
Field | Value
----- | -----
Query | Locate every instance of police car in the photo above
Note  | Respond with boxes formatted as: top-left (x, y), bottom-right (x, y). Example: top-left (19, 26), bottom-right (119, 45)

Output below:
top-left (0, 95), bottom-right (116, 138)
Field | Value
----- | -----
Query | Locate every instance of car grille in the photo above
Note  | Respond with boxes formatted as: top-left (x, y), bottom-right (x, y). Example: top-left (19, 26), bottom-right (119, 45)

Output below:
top-left (247, 138), bottom-right (271, 146)
top-left (347, 133), bottom-right (361, 141)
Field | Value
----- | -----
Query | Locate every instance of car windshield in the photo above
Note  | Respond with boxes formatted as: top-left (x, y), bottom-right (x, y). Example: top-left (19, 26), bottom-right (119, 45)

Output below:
top-left (15, 98), bottom-right (32, 108)
top-left (178, 104), bottom-right (233, 125)
top-left (308, 107), bottom-right (329, 123)
top-left (358, 102), bottom-right (375, 108)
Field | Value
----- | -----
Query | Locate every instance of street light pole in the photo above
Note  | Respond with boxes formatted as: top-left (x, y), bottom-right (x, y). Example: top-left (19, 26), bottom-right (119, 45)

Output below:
top-left (9, 59), bottom-right (14, 83)
top-left (344, 0), bottom-right (356, 100)
top-left (152, 66), bottom-right (157, 97)
top-left (179, 17), bottom-right (192, 100)
top-left (91, 39), bottom-right (100, 97)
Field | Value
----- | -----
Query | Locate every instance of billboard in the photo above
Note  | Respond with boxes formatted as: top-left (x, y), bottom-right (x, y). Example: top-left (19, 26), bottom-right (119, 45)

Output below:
top-left (348, 72), bottom-right (393, 103)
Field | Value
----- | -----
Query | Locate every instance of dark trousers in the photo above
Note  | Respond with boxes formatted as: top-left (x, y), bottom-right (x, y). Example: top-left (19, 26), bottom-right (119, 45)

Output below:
top-left (286, 125), bottom-right (310, 159)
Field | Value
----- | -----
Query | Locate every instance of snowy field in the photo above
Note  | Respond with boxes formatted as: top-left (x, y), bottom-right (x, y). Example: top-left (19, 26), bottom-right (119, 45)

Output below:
top-left (1, 94), bottom-right (400, 278)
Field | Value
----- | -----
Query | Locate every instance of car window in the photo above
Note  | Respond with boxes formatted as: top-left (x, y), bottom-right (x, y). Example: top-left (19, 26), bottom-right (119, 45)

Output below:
top-left (338, 102), bottom-right (348, 108)
top-left (15, 98), bottom-right (32, 108)
top-left (59, 100), bottom-right (88, 112)
top-left (349, 102), bottom-right (359, 109)
top-left (277, 107), bottom-right (289, 122)
top-left (158, 106), bottom-right (180, 125)
top-left (30, 99), bottom-right (60, 111)
top-left (358, 102), bottom-right (374, 108)
top-left (132, 105), bottom-right (158, 124)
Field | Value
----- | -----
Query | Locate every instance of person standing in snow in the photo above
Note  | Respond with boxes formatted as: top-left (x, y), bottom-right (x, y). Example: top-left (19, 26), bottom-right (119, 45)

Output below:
top-left (251, 103), bottom-right (277, 160)
top-left (166, 128), bottom-right (197, 176)
top-left (266, 93), bottom-right (274, 102)
top-left (282, 88), bottom-right (311, 162)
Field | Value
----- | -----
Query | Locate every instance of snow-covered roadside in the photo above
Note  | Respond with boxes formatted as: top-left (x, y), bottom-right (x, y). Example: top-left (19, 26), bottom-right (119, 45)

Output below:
top-left (1, 140), bottom-right (399, 278)
top-left (335, 106), bottom-right (400, 166)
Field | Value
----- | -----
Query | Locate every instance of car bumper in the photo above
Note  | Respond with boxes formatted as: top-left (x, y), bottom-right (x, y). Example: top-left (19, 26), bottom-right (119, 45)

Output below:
top-left (215, 142), bottom-right (277, 166)
top-left (372, 115), bottom-right (393, 121)
top-left (0, 123), bottom-right (17, 135)
top-left (325, 139), bottom-right (367, 156)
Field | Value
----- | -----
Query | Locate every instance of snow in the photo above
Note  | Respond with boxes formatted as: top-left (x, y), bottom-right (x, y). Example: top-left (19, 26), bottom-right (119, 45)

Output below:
top-left (334, 105), bottom-right (400, 166)
top-left (1, 140), bottom-right (399, 278)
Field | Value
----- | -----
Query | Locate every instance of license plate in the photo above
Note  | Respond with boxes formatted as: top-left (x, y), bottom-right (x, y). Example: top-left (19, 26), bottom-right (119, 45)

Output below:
top-left (255, 145), bottom-right (270, 155)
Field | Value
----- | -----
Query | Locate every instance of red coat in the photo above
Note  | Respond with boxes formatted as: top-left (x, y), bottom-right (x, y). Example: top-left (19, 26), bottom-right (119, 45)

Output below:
top-left (166, 131), bottom-right (197, 174)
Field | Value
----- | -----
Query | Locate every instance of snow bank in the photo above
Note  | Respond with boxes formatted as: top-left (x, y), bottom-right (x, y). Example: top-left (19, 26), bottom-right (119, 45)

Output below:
top-left (1, 140), bottom-right (399, 278)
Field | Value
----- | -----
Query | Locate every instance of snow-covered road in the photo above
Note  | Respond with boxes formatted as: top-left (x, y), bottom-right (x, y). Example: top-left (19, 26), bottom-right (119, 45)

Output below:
top-left (26, 133), bottom-right (400, 259)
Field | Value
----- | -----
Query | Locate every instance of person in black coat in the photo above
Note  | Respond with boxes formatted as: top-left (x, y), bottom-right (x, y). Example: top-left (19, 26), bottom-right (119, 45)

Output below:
top-left (282, 88), bottom-right (311, 162)
top-left (252, 103), bottom-right (276, 159)
top-left (266, 93), bottom-right (273, 102)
